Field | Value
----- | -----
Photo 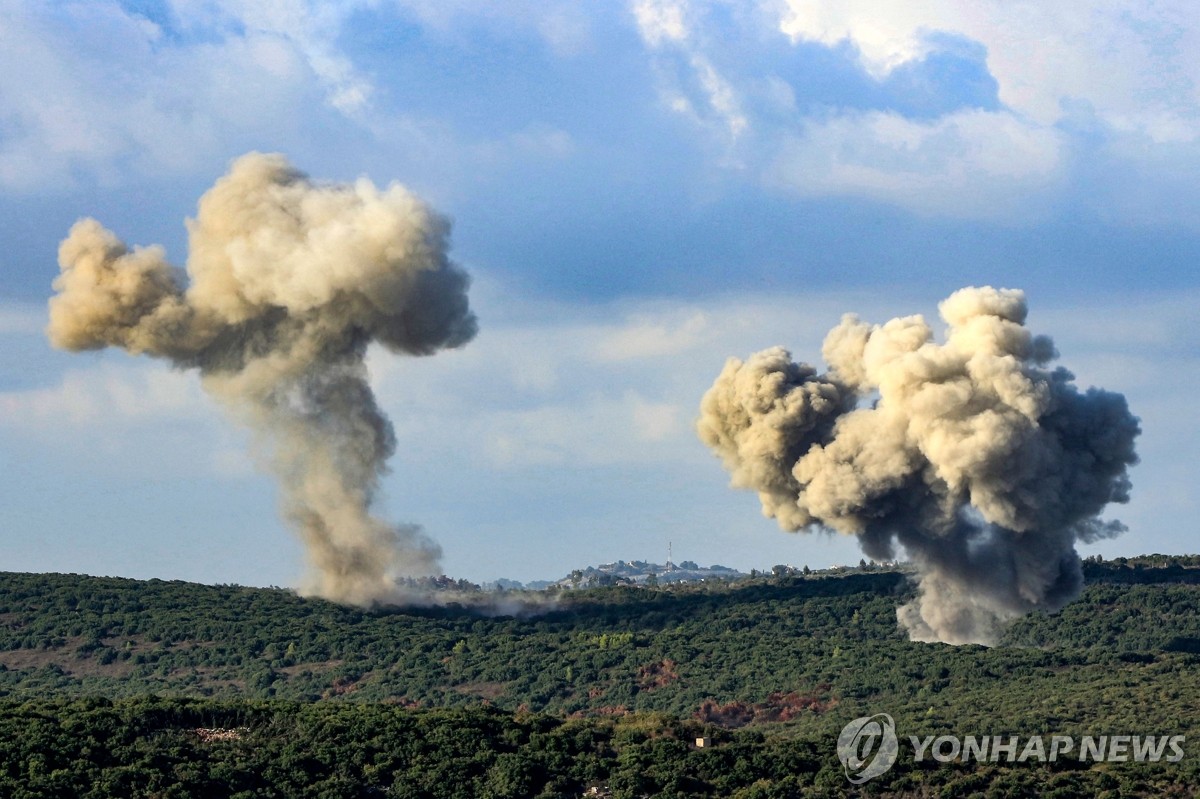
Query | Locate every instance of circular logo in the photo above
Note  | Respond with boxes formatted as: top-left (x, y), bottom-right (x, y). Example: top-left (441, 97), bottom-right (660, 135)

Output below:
top-left (837, 713), bottom-right (898, 784)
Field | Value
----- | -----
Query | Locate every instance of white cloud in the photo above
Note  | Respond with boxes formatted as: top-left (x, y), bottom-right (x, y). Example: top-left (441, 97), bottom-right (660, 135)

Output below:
top-left (769, 108), bottom-right (1067, 219)
top-left (690, 54), bottom-right (749, 140)
top-left (779, 1), bottom-right (933, 78)
top-left (0, 0), bottom-right (603, 196)
top-left (369, 286), bottom-right (922, 477)
top-left (0, 352), bottom-right (255, 480)
top-left (465, 125), bottom-right (576, 172)
top-left (626, 1), bottom-right (1079, 216)
top-left (168, 0), bottom-right (375, 115)
top-left (631, 393), bottom-right (680, 441)
top-left (0, 362), bottom-right (206, 427)
top-left (616, 0), bottom-right (1200, 223)
top-left (631, 0), bottom-right (749, 144)
top-left (379, 0), bottom-right (597, 56)
top-left (593, 310), bottom-right (710, 361)
top-left (476, 392), bottom-right (685, 469)
top-left (0, 1), bottom-right (331, 189)
top-left (0, 304), bottom-right (43, 335)
top-left (370, 319), bottom-right (704, 470)
top-left (778, 0), bottom-right (1200, 137)
top-left (632, 0), bottom-right (689, 46)
top-left (7, 0), bottom-right (1195, 228)
top-left (1033, 293), bottom-right (1200, 353)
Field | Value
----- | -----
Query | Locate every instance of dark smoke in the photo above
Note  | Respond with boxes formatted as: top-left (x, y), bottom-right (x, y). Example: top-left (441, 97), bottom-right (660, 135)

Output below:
top-left (697, 287), bottom-right (1139, 644)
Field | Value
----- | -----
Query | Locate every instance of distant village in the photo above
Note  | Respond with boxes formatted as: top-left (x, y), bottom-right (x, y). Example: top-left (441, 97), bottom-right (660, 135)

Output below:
top-left (393, 554), bottom-right (1189, 595)
top-left (482, 557), bottom-right (904, 592)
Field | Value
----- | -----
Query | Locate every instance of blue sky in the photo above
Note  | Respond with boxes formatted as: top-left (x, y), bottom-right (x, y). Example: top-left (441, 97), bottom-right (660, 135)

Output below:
top-left (1, 0), bottom-right (1197, 587)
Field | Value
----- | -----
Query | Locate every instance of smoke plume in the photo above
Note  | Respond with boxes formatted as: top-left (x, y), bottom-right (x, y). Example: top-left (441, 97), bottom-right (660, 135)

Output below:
top-left (48, 152), bottom-right (477, 605)
top-left (698, 287), bottom-right (1139, 645)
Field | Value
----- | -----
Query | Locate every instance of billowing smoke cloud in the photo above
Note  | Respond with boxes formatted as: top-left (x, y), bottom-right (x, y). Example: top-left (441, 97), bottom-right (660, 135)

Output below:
top-left (48, 152), bottom-right (477, 606)
top-left (698, 287), bottom-right (1139, 645)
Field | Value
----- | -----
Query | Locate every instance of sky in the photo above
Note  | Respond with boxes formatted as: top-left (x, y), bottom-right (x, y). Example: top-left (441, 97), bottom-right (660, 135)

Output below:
top-left (0, 0), bottom-right (1197, 588)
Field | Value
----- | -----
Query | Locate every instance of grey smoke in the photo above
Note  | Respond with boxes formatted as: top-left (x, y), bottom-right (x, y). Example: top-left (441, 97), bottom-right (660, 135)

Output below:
top-left (48, 152), bottom-right (477, 605)
top-left (698, 287), bottom-right (1139, 645)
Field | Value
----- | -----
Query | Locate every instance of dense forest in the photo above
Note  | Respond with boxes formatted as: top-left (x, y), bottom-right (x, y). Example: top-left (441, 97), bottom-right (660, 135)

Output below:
top-left (0, 555), bottom-right (1197, 797)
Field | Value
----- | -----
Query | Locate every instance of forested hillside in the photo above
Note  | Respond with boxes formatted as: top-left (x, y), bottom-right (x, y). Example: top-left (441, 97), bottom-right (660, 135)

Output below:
top-left (0, 556), bottom-right (1197, 797)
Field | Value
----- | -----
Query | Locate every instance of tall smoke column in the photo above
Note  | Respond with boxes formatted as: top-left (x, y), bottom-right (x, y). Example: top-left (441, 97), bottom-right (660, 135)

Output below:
top-left (47, 152), bottom-right (477, 605)
top-left (697, 287), bottom-right (1140, 645)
